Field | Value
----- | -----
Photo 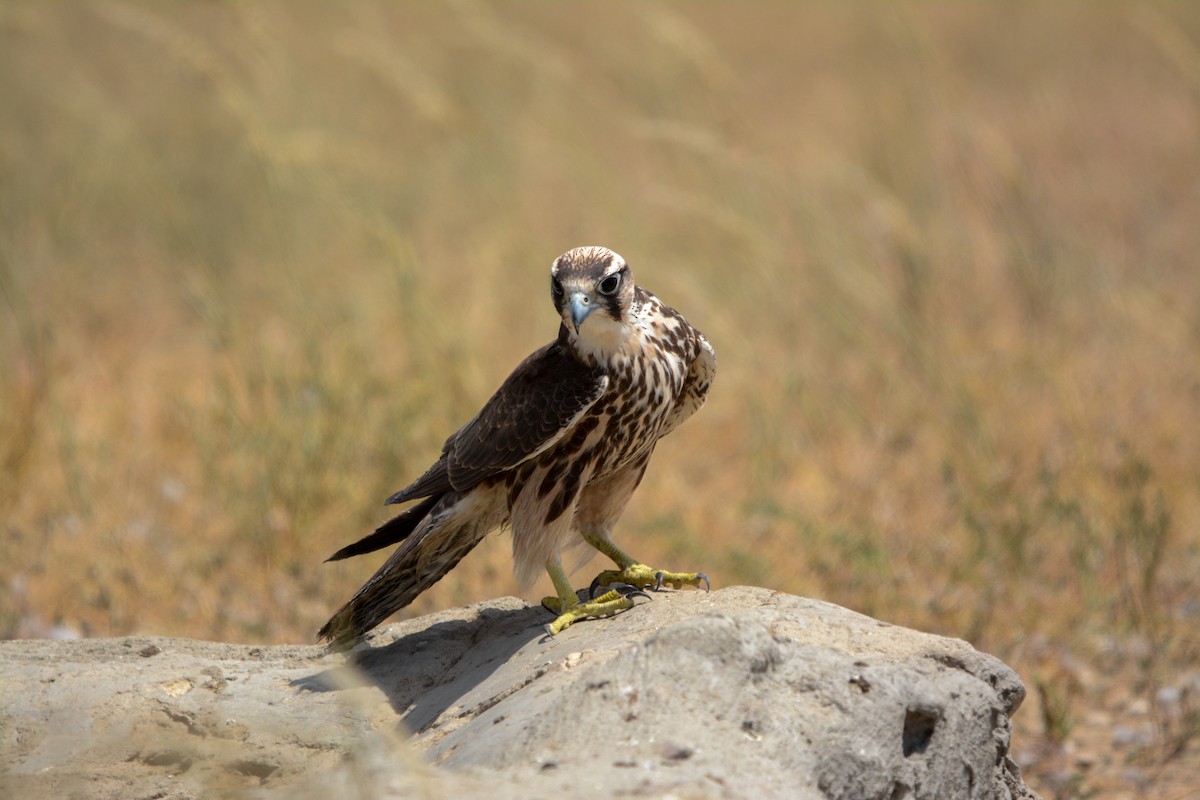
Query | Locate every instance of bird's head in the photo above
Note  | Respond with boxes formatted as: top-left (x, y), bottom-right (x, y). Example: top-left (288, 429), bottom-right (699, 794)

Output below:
top-left (550, 246), bottom-right (635, 357)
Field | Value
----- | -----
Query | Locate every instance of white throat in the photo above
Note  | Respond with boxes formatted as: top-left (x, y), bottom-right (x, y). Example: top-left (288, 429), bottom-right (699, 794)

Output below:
top-left (568, 309), bottom-right (632, 364)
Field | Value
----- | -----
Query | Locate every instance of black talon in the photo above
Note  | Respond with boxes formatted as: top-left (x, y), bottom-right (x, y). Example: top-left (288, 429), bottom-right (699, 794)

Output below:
top-left (654, 570), bottom-right (666, 591)
top-left (611, 582), bottom-right (652, 603)
top-left (697, 572), bottom-right (711, 592)
top-left (588, 575), bottom-right (603, 599)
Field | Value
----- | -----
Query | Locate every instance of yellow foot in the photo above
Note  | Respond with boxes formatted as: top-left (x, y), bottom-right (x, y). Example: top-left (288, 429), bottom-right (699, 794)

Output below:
top-left (541, 587), bottom-right (649, 635)
top-left (589, 563), bottom-right (711, 597)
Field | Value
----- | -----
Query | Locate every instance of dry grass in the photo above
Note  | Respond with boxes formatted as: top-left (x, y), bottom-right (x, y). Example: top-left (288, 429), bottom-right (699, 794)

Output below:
top-left (2, 2), bottom-right (1199, 796)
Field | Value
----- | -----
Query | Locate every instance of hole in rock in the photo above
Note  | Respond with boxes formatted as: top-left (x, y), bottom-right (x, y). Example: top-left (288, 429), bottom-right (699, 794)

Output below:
top-left (901, 707), bottom-right (939, 756)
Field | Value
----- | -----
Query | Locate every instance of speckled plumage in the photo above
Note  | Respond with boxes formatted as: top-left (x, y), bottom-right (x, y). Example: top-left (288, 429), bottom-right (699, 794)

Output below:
top-left (319, 246), bottom-right (715, 647)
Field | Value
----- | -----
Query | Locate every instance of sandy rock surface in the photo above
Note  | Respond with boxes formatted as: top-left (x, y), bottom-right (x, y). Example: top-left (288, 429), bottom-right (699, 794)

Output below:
top-left (1, 586), bottom-right (1039, 799)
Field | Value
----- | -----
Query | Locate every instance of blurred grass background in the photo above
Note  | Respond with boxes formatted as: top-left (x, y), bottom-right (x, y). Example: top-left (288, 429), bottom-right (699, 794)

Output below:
top-left (2, 2), bottom-right (1198, 796)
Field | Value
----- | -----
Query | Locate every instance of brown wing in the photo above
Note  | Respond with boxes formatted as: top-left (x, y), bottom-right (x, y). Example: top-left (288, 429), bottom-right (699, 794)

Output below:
top-left (659, 329), bottom-right (716, 439)
top-left (385, 339), bottom-right (607, 505)
top-left (385, 452), bottom-right (451, 505)
top-left (446, 340), bottom-right (608, 489)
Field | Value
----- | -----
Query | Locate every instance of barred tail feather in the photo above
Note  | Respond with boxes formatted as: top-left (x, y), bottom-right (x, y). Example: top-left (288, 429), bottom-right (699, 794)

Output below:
top-left (318, 485), bottom-right (507, 649)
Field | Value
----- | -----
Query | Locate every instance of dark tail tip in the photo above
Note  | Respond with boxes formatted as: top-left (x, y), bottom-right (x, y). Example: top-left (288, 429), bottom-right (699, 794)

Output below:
top-left (316, 613), bottom-right (360, 652)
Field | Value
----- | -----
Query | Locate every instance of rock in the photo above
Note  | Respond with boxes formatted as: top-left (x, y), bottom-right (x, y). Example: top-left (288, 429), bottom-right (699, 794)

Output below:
top-left (0, 587), bottom-right (1039, 799)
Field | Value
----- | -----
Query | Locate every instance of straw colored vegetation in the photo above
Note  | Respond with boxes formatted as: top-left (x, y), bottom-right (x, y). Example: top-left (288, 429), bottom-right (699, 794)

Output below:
top-left (2, 3), bottom-right (1198, 797)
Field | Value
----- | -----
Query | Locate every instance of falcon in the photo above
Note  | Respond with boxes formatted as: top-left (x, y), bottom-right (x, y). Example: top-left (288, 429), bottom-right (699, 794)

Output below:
top-left (319, 246), bottom-right (715, 648)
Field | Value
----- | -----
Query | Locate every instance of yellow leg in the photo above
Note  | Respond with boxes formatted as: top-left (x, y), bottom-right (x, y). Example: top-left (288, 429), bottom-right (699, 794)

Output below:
top-left (540, 557), bottom-right (646, 635)
top-left (583, 532), bottom-right (710, 595)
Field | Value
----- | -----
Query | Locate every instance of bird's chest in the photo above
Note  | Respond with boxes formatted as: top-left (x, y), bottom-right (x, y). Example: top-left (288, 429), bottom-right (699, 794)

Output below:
top-left (591, 341), bottom-right (688, 475)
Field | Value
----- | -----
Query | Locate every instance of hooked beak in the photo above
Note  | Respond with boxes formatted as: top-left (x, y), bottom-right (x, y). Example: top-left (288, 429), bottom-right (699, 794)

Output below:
top-left (568, 292), bottom-right (595, 332)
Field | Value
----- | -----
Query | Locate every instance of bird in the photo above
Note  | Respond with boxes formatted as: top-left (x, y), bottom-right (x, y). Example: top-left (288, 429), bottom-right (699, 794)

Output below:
top-left (318, 245), bottom-right (715, 648)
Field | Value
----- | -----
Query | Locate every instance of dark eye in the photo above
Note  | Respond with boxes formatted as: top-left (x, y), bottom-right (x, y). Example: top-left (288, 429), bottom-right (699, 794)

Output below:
top-left (551, 277), bottom-right (564, 298)
top-left (598, 272), bottom-right (621, 296)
